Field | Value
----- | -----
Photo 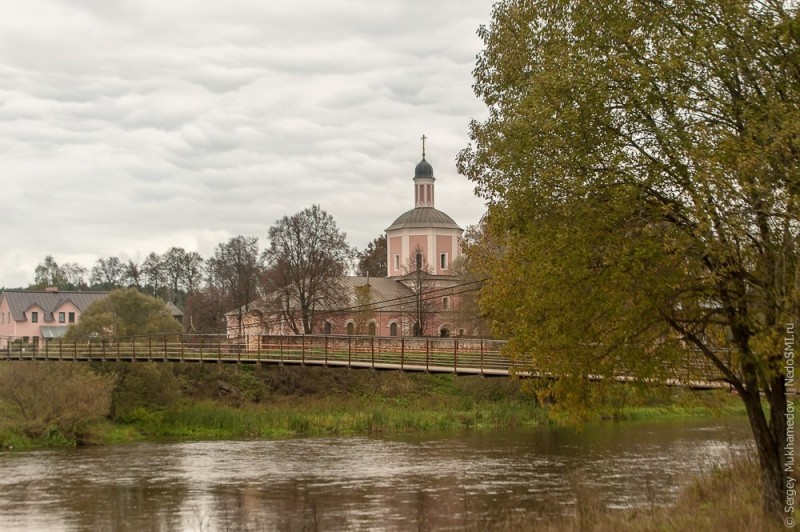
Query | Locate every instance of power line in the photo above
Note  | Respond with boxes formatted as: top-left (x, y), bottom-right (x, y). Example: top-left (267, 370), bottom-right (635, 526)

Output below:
top-left (230, 279), bottom-right (485, 334)
top-left (224, 277), bottom-right (488, 335)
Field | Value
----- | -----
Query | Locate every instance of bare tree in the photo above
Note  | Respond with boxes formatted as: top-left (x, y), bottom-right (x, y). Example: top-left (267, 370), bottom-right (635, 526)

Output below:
top-left (208, 236), bottom-right (262, 338)
top-left (124, 260), bottom-right (142, 289)
top-left (400, 245), bottom-right (437, 337)
top-left (61, 263), bottom-right (88, 290)
top-left (33, 256), bottom-right (67, 288)
top-left (89, 257), bottom-right (126, 290)
top-left (162, 247), bottom-right (185, 304)
top-left (183, 251), bottom-right (204, 295)
top-left (262, 205), bottom-right (353, 334)
top-left (141, 252), bottom-right (165, 297)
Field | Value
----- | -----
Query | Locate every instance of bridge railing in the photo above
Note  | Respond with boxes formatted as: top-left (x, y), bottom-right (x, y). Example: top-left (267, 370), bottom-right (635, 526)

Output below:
top-left (0, 333), bottom-right (728, 386)
top-left (0, 333), bottom-right (512, 375)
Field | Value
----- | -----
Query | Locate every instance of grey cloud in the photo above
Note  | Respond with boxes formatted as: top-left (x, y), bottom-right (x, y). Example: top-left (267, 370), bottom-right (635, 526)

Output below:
top-left (0, 0), bottom-right (492, 288)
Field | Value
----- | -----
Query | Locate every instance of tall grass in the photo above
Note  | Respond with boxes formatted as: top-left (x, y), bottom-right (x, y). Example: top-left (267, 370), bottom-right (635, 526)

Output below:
top-left (113, 395), bottom-right (549, 442)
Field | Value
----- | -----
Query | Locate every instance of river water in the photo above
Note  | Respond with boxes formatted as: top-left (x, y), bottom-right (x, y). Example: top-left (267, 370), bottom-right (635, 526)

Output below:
top-left (0, 417), bottom-right (750, 531)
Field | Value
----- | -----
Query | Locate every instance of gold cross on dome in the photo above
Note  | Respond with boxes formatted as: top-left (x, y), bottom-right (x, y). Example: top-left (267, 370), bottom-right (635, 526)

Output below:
top-left (421, 134), bottom-right (427, 157)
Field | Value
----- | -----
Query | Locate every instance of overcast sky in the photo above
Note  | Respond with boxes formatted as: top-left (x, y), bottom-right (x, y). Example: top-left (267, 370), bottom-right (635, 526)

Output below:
top-left (0, 0), bottom-right (493, 288)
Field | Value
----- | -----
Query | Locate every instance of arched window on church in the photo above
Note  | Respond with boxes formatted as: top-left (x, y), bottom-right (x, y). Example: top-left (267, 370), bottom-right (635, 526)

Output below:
top-left (368, 322), bottom-right (377, 336)
top-left (389, 322), bottom-right (398, 337)
top-left (323, 322), bottom-right (332, 335)
top-left (346, 322), bottom-right (354, 335)
top-left (442, 296), bottom-right (450, 310)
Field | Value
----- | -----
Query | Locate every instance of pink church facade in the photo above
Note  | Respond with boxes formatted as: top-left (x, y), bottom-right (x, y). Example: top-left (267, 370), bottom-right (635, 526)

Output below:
top-left (385, 145), bottom-right (463, 278)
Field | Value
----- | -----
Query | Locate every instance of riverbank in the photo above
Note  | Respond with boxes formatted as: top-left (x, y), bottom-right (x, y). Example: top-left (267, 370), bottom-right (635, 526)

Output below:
top-left (0, 362), bottom-right (746, 448)
top-left (534, 450), bottom-right (782, 531)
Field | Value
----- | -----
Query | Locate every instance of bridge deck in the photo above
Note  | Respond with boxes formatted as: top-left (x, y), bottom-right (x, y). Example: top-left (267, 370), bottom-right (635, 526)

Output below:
top-left (0, 334), bottom-right (730, 390)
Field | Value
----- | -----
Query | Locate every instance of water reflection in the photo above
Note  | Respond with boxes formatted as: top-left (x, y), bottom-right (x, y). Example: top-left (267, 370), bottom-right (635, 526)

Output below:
top-left (0, 417), bottom-right (750, 531)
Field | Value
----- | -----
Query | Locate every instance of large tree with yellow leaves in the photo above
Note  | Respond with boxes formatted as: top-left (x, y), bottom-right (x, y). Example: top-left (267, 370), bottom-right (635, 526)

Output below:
top-left (459, 0), bottom-right (799, 516)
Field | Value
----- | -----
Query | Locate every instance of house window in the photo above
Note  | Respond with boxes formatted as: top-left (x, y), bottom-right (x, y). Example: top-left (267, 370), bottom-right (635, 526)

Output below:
top-left (440, 253), bottom-right (448, 270)
top-left (346, 322), bottom-right (354, 335)
top-left (389, 322), bottom-right (398, 337)
top-left (31, 311), bottom-right (38, 323)
top-left (394, 254), bottom-right (400, 271)
top-left (368, 322), bottom-right (376, 336)
top-left (59, 312), bottom-right (65, 323)
top-left (68, 312), bottom-right (75, 324)
top-left (442, 297), bottom-right (450, 310)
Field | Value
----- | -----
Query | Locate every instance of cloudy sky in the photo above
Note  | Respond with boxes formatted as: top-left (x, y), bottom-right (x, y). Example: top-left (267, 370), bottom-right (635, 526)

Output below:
top-left (0, 0), bottom-right (494, 288)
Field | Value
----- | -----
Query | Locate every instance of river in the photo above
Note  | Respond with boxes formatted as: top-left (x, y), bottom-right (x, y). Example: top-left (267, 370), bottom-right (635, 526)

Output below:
top-left (0, 416), bottom-right (751, 531)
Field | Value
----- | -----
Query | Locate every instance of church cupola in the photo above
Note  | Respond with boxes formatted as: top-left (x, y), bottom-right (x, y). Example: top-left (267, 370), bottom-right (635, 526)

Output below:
top-left (413, 134), bottom-right (435, 208)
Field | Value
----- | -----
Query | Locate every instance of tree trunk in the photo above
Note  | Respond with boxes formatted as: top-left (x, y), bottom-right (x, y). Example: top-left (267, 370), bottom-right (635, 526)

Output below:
top-left (740, 385), bottom-right (787, 518)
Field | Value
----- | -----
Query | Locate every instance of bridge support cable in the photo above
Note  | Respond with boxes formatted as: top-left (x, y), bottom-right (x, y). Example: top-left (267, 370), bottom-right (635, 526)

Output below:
top-left (480, 340), bottom-right (484, 377)
top-left (426, 339), bottom-right (430, 372)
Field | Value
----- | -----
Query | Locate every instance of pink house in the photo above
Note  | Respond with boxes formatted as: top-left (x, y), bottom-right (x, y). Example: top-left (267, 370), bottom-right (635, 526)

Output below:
top-left (0, 288), bottom-right (108, 348)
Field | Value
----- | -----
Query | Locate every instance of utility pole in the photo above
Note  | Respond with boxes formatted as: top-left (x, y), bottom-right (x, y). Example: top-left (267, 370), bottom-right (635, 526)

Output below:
top-left (415, 251), bottom-right (422, 336)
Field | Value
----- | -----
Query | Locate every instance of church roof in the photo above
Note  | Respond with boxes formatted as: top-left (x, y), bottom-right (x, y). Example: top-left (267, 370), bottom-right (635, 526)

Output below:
top-left (386, 207), bottom-right (462, 232)
top-left (414, 157), bottom-right (434, 179)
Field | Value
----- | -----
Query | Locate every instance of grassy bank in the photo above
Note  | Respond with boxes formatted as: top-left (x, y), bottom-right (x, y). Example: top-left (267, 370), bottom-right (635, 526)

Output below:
top-left (97, 365), bottom-right (744, 445)
top-left (0, 362), bottom-right (746, 448)
top-left (98, 365), bottom-right (552, 443)
top-left (102, 396), bottom-right (547, 442)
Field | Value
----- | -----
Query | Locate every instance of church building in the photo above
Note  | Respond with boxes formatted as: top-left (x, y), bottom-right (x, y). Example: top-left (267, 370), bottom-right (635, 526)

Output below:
top-left (227, 139), bottom-right (472, 341)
